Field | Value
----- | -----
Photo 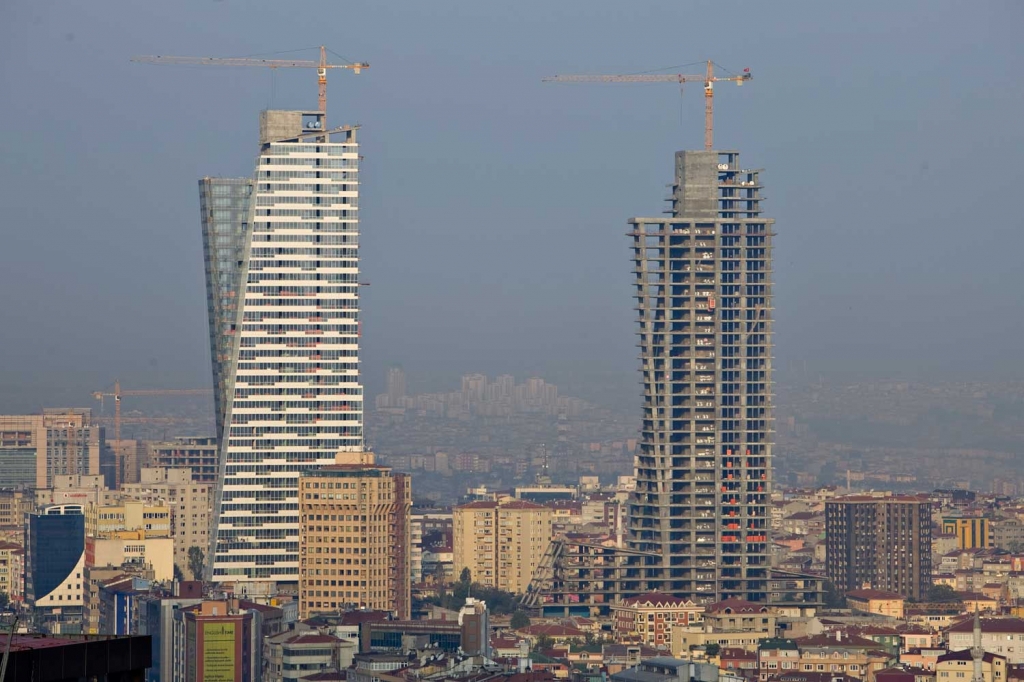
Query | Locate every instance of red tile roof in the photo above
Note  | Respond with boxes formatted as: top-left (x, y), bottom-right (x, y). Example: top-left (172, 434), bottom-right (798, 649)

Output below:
top-left (938, 649), bottom-right (1005, 663)
top-left (706, 598), bottom-right (769, 614)
top-left (948, 617), bottom-right (1024, 634)
top-left (521, 624), bottom-right (586, 637)
top-left (458, 501), bottom-right (499, 510)
top-left (795, 633), bottom-right (882, 648)
top-left (620, 592), bottom-right (698, 608)
top-left (500, 500), bottom-right (549, 510)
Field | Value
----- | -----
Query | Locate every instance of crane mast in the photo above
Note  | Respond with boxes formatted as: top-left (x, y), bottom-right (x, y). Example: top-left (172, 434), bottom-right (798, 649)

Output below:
top-left (93, 381), bottom-right (213, 444)
top-left (543, 60), bottom-right (752, 150)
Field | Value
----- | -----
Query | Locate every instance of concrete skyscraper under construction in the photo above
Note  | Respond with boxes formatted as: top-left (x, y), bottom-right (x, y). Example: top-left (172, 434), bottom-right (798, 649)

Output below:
top-left (625, 149), bottom-right (773, 602)
top-left (523, 149), bottom-right (822, 614)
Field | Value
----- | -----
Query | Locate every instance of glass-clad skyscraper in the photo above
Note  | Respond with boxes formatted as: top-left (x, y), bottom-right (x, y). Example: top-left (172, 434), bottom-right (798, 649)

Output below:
top-left (200, 177), bottom-right (253, 441)
top-left (27, 505), bottom-right (86, 631)
top-left (206, 110), bottom-right (363, 586)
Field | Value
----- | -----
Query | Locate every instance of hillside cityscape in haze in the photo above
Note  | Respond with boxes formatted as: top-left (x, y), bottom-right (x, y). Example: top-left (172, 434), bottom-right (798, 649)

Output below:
top-left (1, 2), bottom-right (1022, 681)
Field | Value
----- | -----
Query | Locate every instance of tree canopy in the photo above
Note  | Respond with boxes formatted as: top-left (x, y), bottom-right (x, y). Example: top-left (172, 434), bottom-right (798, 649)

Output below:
top-left (926, 584), bottom-right (961, 603)
top-left (510, 610), bottom-right (531, 629)
top-left (187, 546), bottom-right (205, 581)
top-left (823, 581), bottom-right (847, 609)
top-left (422, 572), bottom-right (521, 615)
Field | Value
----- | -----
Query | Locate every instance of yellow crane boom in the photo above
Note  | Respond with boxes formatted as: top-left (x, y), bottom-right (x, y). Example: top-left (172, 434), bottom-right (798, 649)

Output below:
top-left (93, 380), bottom-right (213, 445)
top-left (131, 46), bottom-right (368, 123)
top-left (543, 60), bottom-right (751, 151)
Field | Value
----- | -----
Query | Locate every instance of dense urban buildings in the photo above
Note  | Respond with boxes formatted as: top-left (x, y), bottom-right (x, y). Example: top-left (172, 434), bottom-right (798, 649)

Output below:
top-left (298, 452), bottom-right (411, 620)
top-left (12, 44), bottom-right (1024, 682)
top-left (825, 493), bottom-right (932, 599)
top-left (453, 498), bottom-right (553, 594)
top-left (208, 110), bottom-right (364, 587)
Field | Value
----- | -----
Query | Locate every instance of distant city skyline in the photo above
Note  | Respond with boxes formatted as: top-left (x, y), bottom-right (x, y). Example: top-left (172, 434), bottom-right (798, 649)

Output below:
top-left (374, 367), bottom-right (594, 417)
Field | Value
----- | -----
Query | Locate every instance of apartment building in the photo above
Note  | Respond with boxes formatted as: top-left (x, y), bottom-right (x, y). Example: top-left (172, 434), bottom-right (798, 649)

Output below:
top-left (947, 617), bottom-right (1024, 664)
top-left (825, 494), bottom-right (932, 600)
top-left (148, 437), bottom-right (220, 484)
top-left (453, 498), bottom-right (552, 594)
top-left (87, 531), bottom-right (175, 582)
top-left (298, 452), bottom-right (411, 620)
top-left (0, 489), bottom-right (31, 545)
top-left (626, 149), bottom-right (774, 603)
top-left (171, 600), bottom-right (259, 682)
top-left (0, 409), bottom-right (103, 487)
top-left (210, 110), bottom-right (365, 588)
top-left (82, 496), bottom-right (175, 582)
top-left (86, 499), bottom-right (171, 539)
top-left (936, 649), bottom-right (1006, 682)
top-left (35, 474), bottom-right (116, 510)
top-left (122, 467), bottom-right (212, 578)
top-left (612, 592), bottom-right (703, 646)
top-left (0, 541), bottom-right (24, 603)
top-left (942, 517), bottom-right (993, 550)
top-left (672, 599), bottom-right (777, 655)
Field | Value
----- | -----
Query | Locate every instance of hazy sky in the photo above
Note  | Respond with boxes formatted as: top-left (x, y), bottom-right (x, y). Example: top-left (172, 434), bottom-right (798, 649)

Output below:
top-left (1, 1), bottom-right (1021, 413)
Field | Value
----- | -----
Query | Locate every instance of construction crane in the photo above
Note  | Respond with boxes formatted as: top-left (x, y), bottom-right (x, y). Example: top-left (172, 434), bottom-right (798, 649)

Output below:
top-left (93, 380), bottom-right (212, 445)
top-left (131, 46), bottom-right (368, 124)
top-left (543, 60), bottom-right (752, 151)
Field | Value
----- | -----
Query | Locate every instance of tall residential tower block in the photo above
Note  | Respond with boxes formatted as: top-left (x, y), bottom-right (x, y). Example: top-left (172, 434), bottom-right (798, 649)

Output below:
top-left (825, 494), bottom-right (932, 600)
top-left (206, 110), bottom-right (364, 586)
top-left (522, 148), bottom-right (794, 612)
top-left (298, 452), bottom-right (411, 620)
top-left (626, 150), bottom-right (774, 602)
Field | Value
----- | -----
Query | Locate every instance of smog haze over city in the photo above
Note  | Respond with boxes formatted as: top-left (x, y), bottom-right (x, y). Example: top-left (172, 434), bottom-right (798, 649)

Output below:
top-left (1, 1), bottom-right (1023, 489)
